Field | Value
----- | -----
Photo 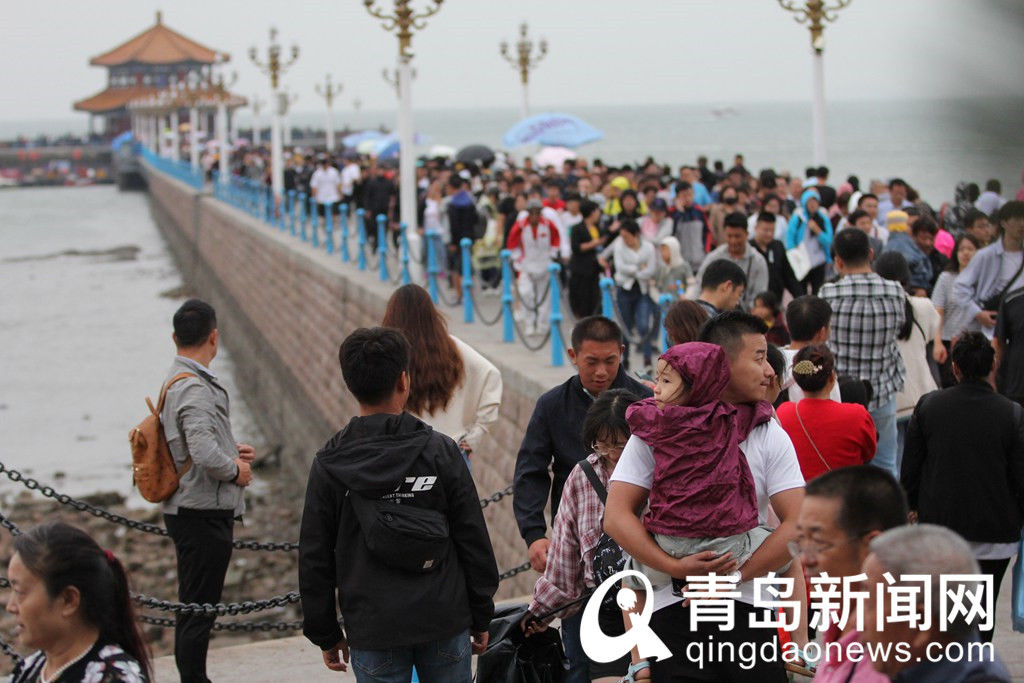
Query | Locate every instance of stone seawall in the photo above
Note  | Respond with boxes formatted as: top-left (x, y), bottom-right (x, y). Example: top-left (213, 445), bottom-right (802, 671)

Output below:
top-left (143, 164), bottom-right (573, 598)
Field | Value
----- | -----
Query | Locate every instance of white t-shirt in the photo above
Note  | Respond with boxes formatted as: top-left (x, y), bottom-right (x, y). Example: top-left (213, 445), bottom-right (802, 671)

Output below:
top-left (998, 251), bottom-right (1024, 293)
top-left (340, 163), bottom-right (361, 196)
top-left (610, 419), bottom-right (804, 610)
top-left (782, 347), bottom-right (842, 403)
top-left (310, 166), bottom-right (341, 205)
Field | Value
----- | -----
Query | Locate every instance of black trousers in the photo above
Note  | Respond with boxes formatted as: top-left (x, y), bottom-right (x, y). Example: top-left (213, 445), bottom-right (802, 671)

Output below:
top-left (165, 512), bottom-right (234, 683)
top-left (648, 601), bottom-right (787, 682)
top-left (977, 557), bottom-right (1012, 643)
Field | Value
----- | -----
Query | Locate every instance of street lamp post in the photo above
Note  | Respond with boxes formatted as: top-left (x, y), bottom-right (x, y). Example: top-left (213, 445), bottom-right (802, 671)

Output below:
top-left (381, 66), bottom-right (417, 98)
top-left (777, 0), bottom-right (851, 165)
top-left (250, 95), bottom-right (265, 145)
top-left (282, 89), bottom-right (298, 146)
top-left (363, 0), bottom-right (444, 233)
top-left (249, 27), bottom-right (299, 205)
top-left (184, 71), bottom-right (204, 172)
top-left (315, 74), bottom-right (342, 151)
top-left (210, 68), bottom-right (238, 185)
top-left (500, 22), bottom-right (547, 120)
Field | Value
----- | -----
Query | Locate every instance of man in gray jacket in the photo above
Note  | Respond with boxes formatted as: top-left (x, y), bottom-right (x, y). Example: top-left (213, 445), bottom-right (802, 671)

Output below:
top-left (161, 298), bottom-right (255, 683)
top-left (696, 211), bottom-right (769, 311)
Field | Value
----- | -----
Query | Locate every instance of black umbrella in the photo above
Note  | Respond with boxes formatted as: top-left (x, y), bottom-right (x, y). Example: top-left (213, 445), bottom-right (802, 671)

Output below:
top-left (455, 144), bottom-right (495, 166)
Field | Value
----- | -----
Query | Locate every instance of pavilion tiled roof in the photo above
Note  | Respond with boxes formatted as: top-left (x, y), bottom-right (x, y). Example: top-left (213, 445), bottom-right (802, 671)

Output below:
top-left (73, 86), bottom-right (161, 114)
top-left (89, 12), bottom-right (226, 66)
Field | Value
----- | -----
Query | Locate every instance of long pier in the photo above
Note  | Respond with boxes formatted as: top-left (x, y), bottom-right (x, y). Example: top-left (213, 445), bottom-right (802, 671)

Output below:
top-left (142, 160), bottom-right (570, 600)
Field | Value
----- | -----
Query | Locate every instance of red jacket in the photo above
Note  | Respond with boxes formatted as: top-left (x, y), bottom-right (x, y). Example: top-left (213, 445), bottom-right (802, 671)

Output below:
top-left (777, 398), bottom-right (876, 481)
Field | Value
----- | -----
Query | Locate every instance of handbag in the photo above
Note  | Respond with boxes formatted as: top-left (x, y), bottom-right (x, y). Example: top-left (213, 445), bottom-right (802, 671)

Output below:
top-left (579, 460), bottom-right (627, 616)
top-left (795, 402), bottom-right (832, 474)
top-left (786, 242), bottom-right (813, 282)
top-left (981, 256), bottom-right (1024, 312)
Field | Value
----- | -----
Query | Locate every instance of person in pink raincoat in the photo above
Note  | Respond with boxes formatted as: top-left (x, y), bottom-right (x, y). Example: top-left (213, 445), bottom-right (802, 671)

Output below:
top-left (624, 342), bottom-right (778, 591)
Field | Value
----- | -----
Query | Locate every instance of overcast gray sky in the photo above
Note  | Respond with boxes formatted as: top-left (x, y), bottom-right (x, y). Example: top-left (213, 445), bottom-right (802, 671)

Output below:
top-left (4, 0), bottom-right (1023, 124)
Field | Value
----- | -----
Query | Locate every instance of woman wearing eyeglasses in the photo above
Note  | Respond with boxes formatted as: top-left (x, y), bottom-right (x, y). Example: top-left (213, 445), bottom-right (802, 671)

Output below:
top-left (522, 388), bottom-right (642, 683)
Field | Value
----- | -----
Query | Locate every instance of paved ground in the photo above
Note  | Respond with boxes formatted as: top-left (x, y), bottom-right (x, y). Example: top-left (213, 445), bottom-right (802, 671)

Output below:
top-left (155, 565), bottom-right (1024, 682)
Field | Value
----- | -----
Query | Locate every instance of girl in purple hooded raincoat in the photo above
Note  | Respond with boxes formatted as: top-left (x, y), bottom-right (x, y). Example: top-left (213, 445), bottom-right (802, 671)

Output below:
top-left (625, 341), bottom-right (778, 592)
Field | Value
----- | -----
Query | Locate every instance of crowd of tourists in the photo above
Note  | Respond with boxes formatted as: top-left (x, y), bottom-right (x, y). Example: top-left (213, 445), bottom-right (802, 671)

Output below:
top-left (6, 150), bottom-right (1024, 682)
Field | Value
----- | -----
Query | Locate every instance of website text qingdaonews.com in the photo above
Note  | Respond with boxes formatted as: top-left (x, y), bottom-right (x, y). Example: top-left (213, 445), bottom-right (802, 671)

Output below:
top-left (684, 635), bottom-right (996, 671)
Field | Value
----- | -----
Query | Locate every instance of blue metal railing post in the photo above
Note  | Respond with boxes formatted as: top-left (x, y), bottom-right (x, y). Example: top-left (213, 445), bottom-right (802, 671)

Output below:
top-left (377, 214), bottom-right (389, 281)
top-left (264, 186), bottom-right (274, 225)
top-left (277, 192), bottom-right (285, 232)
top-left (288, 190), bottom-right (297, 236)
top-left (400, 222), bottom-right (411, 285)
top-left (659, 292), bottom-right (675, 352)
top-left (339, 204), bottom-right (350, 262)
top-left (211, 171), bottom-right (220, 198)
top-left (325, 206), bottom-right (335, 254)
top-left (425, 229), bottom-right (439, 303)
top-left (461, 237), bottom-right (473, 323)
top-left (600, 276), bottom-right (615, 318)
top-left (549, 262), bottom-right (564, 367)
top-left (501, 250), bottom-right (514, 343)
top-left (310, 197), bottom-right (320, 246)
top-left (356, 209), bottom-right (368, 271)
top-left (297, 193), bottom-right (307, 242)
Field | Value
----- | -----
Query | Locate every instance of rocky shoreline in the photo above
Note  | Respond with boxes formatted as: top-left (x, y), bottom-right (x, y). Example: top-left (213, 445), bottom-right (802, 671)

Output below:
top-left (0, 463), bottom-right (304, 674)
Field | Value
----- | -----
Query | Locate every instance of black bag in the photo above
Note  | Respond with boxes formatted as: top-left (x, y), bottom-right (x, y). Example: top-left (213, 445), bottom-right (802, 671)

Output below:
top-left (982, 258), bottom-right (1024, 312)
top-left (475, 603), bottom-right (568, 683)
top-left (348, 492), bottom-right (450, 574)
top-left (578, 460), bottom-right (626, 609)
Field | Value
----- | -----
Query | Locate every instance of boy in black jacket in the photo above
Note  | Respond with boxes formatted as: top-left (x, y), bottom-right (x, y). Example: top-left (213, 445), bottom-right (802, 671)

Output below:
top-left (299, 327), bottom-right (498, 679)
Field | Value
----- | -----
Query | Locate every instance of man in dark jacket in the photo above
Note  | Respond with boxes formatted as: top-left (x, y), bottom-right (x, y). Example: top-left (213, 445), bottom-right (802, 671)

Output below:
top-left (299, 327), bottom-right (498, 679)
top-left (447, 176), bottom-right (479, 299)
top-left (750, 210), bottom-right (803, 300)
top-left (513, 315), bottom-right (651, 683)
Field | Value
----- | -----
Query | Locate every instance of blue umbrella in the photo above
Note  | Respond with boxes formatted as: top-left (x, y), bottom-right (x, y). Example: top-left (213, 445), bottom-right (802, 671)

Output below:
top-left (342, 129), bottom-right (386, 148)
top-left (502, 112), bottom-right (603, 149)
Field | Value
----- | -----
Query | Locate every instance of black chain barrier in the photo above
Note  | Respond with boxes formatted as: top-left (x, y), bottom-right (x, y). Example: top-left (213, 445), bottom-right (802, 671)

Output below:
top-left (0, 461), bottom-right (516, 553)
top-left (499, 562), bottom-right (532, 582)
top-left (1, 634), bottom-right (22, 668)
top-left (0, 468), bottom-right (526, 639)
top-left (132, 591), bottom-right (301, 616)
top-left (0, 461), bottom-right (297, 553)
top-left (139, 614), bottom-right (304, 633)
top-left (468, 280), bottom-right (505, 326)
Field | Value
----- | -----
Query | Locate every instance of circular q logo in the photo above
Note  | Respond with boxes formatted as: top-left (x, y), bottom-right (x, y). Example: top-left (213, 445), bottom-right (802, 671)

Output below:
top-left (579, 569), bottom-right (672, 663)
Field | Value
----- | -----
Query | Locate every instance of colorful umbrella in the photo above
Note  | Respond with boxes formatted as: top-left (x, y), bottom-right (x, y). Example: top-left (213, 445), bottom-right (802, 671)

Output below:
top-left (502, 112), bottom-right (603, 149)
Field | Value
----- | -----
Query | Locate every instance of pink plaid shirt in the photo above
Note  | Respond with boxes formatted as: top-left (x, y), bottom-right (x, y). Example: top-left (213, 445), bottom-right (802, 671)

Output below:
top-left (528, 453), bottom-right (610, 621)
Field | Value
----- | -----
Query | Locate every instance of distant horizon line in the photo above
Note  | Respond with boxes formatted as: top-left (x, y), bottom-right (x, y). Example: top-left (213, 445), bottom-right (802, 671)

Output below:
top-left (2, 93), bottom-right (1020, 128)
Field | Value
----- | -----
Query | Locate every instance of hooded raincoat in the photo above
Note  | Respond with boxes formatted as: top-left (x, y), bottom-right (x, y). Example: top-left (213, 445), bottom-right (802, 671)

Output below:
top-left (786, 188), bottom-right (834, 268)
top-left (626, 343), bottom-right (774, 537)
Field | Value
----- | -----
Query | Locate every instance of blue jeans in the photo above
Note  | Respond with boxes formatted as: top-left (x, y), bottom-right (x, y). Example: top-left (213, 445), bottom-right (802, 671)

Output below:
top-left (349, 630), bottom-right (471, 683)
top-left (617, 287), bottom-right (654, 367)
top-left (869, 397), bottom-right (899, 477)
top-left (560, 610), bottom-right (589, 683)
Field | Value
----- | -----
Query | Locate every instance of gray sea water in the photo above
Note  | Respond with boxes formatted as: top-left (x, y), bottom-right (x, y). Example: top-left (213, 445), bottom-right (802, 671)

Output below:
top-left (7, 97), bottom-right (1023, 205)
top-left (0, 185), bottom-right (260, 502)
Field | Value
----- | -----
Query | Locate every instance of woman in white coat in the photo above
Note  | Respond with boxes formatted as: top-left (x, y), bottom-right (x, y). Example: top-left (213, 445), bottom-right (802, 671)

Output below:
top-left (382, 284), bottom-right (502, 468)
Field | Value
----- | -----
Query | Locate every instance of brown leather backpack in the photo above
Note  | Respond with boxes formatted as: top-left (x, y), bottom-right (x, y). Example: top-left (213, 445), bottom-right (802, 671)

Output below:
top-left (130, 372), bottom-right (194, 503)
